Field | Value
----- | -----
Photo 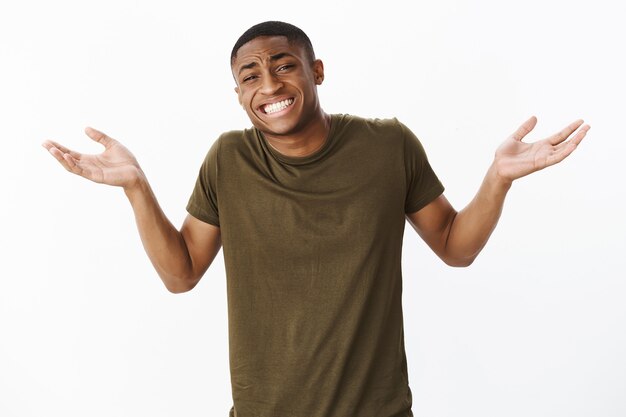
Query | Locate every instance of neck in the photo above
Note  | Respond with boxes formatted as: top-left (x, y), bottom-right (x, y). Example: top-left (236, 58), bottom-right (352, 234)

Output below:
top-left (264, 110), bottom-right (331, 157)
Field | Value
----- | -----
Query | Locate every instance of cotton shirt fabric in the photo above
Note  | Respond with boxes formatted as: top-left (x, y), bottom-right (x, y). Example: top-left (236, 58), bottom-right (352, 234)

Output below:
top-left (186, 113), bottom-right (444, 417)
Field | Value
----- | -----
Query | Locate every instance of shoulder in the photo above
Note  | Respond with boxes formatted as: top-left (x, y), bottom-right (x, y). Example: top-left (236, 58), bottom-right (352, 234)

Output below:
top-left (333, 114), bottom-right (407, 149)
top-left (334, 113), bottom-right (403, 132)
top-left (214, 128), bottom-right (249, 148)
top-left (203, 127), bottom-right (256, 158)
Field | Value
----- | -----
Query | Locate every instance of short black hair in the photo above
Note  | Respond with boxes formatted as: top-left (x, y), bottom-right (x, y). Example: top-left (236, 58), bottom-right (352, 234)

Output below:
top-left (230, 21), bottom-right (316, 66)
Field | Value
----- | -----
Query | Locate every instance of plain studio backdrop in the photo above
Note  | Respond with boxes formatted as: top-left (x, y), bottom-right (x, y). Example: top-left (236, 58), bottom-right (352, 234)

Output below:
top-left (1, 0), bottom-right (625, 416)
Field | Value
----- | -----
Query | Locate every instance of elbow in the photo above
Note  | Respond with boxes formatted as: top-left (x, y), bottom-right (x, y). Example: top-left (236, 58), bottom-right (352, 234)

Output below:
top-left (443, 255), bottom-right (476, 268)
top-left (166, 283), bottom-right (193, 294)
top-left (440, 244), bottom-right (478, 268)
top-left (162, 273), bottom-right (199, 294)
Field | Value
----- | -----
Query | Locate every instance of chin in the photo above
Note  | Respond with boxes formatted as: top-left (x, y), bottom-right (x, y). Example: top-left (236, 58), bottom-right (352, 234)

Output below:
top-left (257, 121), bottom-right (299, 137)
top-left (251, 113), bottom-right (302, 137)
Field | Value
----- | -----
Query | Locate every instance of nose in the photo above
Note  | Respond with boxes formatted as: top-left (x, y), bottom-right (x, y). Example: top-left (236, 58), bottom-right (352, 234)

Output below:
top-left (259, 73), bottom-right (283, 95)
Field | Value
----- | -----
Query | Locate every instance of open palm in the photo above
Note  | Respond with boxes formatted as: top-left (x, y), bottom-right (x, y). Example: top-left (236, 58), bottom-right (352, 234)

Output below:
top-left (42, 127), bottom-right (142, 188)
top-left (494, 116), bottom-right (590, 182)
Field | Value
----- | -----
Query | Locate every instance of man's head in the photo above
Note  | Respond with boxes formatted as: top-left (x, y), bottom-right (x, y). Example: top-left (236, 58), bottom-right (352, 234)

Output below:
top-left (230, 21), bottom-right (316, 67)
top-left (230, 21), bottom-right (325, 138)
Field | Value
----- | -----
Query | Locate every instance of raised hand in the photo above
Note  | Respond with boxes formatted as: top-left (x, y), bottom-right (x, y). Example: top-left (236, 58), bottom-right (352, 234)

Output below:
top-left (493, 116), bottom-right (590, 184)
top-left (42, 127), bottom-right (144, 189)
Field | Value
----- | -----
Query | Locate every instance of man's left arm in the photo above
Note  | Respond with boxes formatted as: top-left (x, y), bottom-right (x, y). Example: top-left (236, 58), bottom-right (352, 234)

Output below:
top-left (406, 116), bottom-right (590, 267)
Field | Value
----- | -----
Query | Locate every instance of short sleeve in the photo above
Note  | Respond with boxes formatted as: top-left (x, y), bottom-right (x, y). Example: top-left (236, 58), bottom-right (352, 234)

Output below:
top-left (186, 137), bottom-right (221, 226)
top-left (401, 122), bottom-right (445, 213)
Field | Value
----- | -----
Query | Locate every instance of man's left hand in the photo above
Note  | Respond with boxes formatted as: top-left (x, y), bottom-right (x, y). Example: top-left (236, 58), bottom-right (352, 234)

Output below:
top-left (493, 116), bottom-right (590, 184)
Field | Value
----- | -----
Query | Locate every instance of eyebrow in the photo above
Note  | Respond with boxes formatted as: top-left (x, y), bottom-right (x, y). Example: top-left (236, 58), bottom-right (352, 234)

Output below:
top-left (237, 52), bottom-right (295, 75)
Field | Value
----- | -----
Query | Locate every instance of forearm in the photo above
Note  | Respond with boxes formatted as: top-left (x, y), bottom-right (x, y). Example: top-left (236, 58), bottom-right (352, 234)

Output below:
top-left (445, 163), bottom-right (512, 265)
top-left (123, 172), bottom-right (195, 292)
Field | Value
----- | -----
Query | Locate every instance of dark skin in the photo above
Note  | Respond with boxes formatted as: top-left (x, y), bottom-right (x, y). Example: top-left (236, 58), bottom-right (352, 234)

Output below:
top-left (42, 35), bottom-right (590, 292)
top-left (233, 36), bottom-right (331, 157)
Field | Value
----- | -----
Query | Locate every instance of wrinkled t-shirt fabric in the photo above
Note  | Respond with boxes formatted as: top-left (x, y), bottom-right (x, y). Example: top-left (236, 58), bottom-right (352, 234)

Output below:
top-left (187, 114), bottom-right (444, 417)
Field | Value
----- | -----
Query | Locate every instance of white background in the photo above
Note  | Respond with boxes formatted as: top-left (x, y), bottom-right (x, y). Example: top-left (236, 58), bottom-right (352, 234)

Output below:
top-left (1, 0), bottom-right (625, 416)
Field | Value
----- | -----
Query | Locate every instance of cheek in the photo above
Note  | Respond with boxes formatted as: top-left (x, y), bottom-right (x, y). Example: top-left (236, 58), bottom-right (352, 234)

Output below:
top-left (239, 91), bottom-right (254, 108)
top-left (242, 93), bottom-right (260, 116)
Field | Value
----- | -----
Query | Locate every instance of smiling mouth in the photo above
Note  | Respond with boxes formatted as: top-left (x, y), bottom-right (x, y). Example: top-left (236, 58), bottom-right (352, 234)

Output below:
top-left (261, 98), bottom-right (294, 114)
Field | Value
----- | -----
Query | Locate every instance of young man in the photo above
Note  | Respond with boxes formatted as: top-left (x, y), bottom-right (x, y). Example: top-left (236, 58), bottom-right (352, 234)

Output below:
top-left (43, 21), bottom-right (589, 417)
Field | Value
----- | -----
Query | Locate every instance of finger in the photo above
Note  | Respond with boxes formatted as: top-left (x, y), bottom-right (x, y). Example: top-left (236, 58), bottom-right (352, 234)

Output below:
top-left (547, 144), bottom-right (577, 166)
top-left (42, 140), bottom-right (82, 159)
top-left (62, 152), bottom-right (91, 178)
top-left (548, 119), bottom-right (584, 145)
top-left (85, 126), bottom-right (114, 148)
top-left (554, 124), bottom-right (590, 151)
top-left (547, 125), bottom-right (590, 165)
top-left (570, 123), bottom-right (590, 146)
top-left (510, 116), bottom-right (538, 142)
top-left (62, 152), bottom-right (81, 172)
top-left (45, 144), bottom-right (80, 173)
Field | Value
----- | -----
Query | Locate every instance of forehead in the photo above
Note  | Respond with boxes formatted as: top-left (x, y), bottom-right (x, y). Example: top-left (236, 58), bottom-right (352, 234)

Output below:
top-left (232, 36), bottom-right (306, 68)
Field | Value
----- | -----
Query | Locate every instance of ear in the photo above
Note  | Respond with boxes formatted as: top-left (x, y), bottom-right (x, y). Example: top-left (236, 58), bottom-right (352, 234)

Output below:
top-left (234, 86), bottom-right (242, 106)
top-left (312, 59), bottom-right (325, 85)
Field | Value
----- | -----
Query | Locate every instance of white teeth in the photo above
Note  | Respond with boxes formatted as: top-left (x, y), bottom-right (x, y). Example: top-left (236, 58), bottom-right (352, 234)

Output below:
top-left (264, 98), bottom-right (294, 114)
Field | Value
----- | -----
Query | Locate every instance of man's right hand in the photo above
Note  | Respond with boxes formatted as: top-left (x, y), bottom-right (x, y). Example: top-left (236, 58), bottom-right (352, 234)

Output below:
top-left (42, 127), bottom-right (143, 189)
top-left (42, 126), bottom-right (221, 292)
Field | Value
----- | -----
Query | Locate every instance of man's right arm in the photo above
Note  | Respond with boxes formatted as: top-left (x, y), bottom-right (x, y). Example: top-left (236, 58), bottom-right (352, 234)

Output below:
top-left (125, 178), bottom-right (221, 293)
top-left (43, 126), bottom-right (221, 293)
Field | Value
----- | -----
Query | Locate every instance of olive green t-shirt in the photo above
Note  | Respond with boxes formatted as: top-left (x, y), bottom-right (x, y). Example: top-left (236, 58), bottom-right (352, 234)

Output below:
top-left (186, 114), bottom-right (444, 417)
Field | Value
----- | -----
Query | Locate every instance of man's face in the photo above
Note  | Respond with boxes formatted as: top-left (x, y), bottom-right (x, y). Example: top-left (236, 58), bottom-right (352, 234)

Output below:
top-left (232, 36), bottom-right (324, 137)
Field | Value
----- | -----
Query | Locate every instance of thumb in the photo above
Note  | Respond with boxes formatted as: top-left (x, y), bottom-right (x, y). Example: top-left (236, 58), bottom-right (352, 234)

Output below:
top-left (85, 126), bottom-right (115, 148)
top-left (510, 116), bottom-right (538, 142)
